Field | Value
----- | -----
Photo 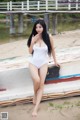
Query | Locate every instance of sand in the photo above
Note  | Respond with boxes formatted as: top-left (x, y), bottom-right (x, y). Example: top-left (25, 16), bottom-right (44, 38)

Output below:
top-left (0, 97), bottom-right (80, 120)
top-left (0, 29), bottom-right (80, 120)
top-left (0, 29), bottom-right (80, 59)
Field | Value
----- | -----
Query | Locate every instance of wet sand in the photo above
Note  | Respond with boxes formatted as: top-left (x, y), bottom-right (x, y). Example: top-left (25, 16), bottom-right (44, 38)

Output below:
top-left (0, 29), bottom-right (80, 119)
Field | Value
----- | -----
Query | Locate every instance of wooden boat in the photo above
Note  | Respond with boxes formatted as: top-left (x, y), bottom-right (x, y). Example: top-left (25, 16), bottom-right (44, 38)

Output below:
top-left (0, 46), bottom-right (80, 107)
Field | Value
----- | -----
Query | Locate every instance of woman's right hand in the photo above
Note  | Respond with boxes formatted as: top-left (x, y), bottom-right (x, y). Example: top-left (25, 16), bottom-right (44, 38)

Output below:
top-left (29, 34), bottom-right (40, 54)
top-left (31, 34), bottom-right (40, 44)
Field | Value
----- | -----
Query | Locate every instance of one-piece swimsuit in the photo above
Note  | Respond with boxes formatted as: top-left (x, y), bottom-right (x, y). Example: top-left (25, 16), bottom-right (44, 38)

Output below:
top-left (28, 43), bottom-right (49, 68)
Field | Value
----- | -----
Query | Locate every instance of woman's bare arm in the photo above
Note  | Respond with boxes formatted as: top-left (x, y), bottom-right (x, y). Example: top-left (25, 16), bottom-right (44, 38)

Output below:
top-left (49, 34), bottom-right (58, 65)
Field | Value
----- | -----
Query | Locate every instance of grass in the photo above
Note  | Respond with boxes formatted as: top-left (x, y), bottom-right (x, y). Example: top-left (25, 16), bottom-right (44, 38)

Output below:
top-left (0, 14), bottom-right (6, 19)
top-left (49, 100), bottom-right (80, 110)
top-left (75, 101), bottom-right (80, 106)
top-left (57, 21), bottom-right (80, 33)
top-left (49, 18), bottom-right (80, 34)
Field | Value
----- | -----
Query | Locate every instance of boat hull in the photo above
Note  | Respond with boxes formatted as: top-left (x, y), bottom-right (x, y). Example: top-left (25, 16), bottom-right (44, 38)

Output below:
top-left (0, 46), bottom-right (80, 106)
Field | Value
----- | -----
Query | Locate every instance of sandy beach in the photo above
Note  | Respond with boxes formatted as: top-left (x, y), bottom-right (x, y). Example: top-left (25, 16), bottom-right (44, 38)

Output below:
top-left (0, 29), bottom-right (80, 59)
top-left (0, 96), bottom-right (80, 120)
top-left (0, 29), bottom-right (80, 120)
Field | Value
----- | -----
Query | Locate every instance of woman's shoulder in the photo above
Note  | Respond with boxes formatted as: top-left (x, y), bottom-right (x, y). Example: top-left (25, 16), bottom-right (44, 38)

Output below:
top-left (49, 33), bottom-right (53, 37)
top-left (48, 33), bottom-right (53, 42)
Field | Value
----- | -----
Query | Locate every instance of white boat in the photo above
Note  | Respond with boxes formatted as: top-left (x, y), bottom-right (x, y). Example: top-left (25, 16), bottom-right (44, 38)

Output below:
top-left (0, 46), bottom-right (80, 107)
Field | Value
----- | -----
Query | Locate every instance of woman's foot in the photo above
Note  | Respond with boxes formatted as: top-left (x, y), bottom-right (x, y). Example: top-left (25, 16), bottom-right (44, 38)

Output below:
top-left (33, 95), bottom-right (36, 105)
top-left (32, 110), bottom-right (37, 117)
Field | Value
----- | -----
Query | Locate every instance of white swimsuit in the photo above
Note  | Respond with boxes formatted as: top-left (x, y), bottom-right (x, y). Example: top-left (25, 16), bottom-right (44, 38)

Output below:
top-left (28, 43), bottom-right (49, 69)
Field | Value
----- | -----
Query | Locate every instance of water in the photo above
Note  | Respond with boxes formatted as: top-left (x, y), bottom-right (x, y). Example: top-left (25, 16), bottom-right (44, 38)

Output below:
top-left (57, 19), bottom-right (80, 33)
top-left (0, 19), bottom-right (33, 44)
top-left (0, 18), bottom-right (80, 45)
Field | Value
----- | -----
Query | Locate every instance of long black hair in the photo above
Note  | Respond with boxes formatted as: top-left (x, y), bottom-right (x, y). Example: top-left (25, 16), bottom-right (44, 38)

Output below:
top-left (27, 19), bottom-right (52, 55)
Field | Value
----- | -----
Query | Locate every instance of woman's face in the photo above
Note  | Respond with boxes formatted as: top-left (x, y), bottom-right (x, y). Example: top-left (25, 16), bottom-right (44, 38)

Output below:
top-left (35, 23), bottom-right (43, 34)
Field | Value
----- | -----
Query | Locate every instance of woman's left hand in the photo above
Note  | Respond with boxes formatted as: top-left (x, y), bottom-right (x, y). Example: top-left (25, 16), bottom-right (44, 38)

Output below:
top-left (54, 62), bottom-right (60, 67)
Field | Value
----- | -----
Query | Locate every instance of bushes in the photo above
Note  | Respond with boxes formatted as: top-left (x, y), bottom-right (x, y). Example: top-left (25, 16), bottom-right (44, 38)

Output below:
top-left (0, 14), bottom-right (6, 19)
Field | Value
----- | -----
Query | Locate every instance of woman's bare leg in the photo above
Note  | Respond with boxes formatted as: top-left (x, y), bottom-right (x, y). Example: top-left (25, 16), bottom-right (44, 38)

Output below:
top-left (32, 64), bottom-right (48, 116)
top-left (29, 63), bottom-right (40, 104)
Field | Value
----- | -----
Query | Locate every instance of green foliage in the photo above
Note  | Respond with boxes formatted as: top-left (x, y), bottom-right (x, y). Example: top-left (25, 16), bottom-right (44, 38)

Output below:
top-left (0, 0), bottom-right (37, 1)
top-left (0, 14), bottom-right (6, 19)
top-left (58, 13), bottom-right (80, 20)
top-left (49, 100), bottom-right (80, 110)
top-left (76, 101), bottom-right (80, 106)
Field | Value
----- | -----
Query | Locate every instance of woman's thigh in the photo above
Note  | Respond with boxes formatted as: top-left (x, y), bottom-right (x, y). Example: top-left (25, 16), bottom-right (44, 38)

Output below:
top-left (29, 63), bottom-right (40, 83)
top-left (39, 64), bottom-right (48, 85)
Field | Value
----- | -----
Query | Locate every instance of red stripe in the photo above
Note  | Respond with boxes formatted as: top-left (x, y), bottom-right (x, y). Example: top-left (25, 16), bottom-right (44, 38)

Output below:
top-left (0, 88), bottom-right (6, 92)
top-left (45, 77), bottom-right (80, 84)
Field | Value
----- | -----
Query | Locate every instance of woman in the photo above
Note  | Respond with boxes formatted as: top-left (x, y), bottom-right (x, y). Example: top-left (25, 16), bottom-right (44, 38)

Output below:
top-left (27, 19), bottom-right (59, 117)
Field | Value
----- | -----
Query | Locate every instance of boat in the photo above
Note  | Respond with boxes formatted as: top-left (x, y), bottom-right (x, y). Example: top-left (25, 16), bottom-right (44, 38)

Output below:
top-left (0, 46), bottom-right (80, 107)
